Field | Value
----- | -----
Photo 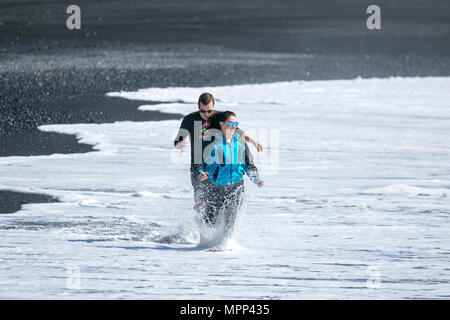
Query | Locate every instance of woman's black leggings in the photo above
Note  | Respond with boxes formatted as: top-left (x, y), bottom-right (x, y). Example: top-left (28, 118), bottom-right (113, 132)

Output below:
top-left (200, 180), bottom-right (245, 227)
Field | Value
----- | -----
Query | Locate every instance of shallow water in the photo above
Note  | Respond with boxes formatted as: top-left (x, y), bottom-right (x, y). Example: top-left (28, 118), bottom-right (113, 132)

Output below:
top-left (0, 77), bottom-right (449, 299)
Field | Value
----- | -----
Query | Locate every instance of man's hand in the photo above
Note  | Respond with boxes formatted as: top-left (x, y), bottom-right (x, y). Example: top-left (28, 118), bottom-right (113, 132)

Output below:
top-left (256, 179), bottom-right (264, 187)
top-left (175, 140), bottom-right (187, 150)
top-left (242, 133), bottom-right (263, 152)
top-left (198, 171), bottom-right (209, 181)
top-left (254, 141), bottom-right (263, 152)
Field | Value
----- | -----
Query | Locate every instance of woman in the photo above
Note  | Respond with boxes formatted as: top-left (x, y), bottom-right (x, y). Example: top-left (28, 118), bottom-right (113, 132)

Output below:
top-left (194, 111), bottom-right (264, 227)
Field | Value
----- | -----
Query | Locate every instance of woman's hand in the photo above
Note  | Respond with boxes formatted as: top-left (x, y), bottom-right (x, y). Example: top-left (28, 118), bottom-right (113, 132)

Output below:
top-left (256, 179), bottom-right (264, 187)
top-left (198, 171), bottom-right (209, 181)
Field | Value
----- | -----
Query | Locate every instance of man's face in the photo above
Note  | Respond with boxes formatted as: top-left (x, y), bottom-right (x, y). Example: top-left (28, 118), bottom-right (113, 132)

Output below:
top-left (198, 101), bottom-right (214, 120)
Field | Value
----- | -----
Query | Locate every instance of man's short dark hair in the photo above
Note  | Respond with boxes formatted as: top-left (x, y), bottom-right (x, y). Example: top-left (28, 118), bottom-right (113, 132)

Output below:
top-left (198, 92), bottom-right (215, 107)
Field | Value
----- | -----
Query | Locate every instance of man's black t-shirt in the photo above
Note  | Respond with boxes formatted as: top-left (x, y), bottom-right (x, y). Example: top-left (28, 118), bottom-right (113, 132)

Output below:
top-left (173, 111), bottom-right (244, 165)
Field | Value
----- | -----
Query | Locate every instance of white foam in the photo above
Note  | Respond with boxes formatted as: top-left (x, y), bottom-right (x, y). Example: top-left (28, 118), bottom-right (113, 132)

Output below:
top-left (364, 184), bottom-right (449, 197)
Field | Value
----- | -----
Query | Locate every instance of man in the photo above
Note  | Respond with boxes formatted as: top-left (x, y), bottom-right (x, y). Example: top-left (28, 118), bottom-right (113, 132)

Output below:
top-left (173, 92), bottom-right (263, 206)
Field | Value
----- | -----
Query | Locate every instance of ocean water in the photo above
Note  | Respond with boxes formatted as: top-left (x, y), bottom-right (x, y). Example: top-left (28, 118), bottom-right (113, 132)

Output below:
top-left (0, 77), bottom-right (449, 299)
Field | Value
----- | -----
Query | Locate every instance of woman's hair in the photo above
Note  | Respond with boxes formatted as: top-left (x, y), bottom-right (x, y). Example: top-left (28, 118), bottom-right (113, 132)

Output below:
top-left (207, 111), bottom-right (236, 130)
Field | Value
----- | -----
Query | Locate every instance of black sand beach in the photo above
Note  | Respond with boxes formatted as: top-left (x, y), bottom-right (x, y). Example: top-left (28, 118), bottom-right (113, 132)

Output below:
top-left (1, 0), bottom-right (449, 213)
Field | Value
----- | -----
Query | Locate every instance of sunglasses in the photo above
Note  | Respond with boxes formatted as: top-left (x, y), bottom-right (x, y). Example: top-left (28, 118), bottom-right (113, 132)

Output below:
top-left (199, 109), bottom-right (214, 114)
top-left (227, 121), bottom-right (239, 127)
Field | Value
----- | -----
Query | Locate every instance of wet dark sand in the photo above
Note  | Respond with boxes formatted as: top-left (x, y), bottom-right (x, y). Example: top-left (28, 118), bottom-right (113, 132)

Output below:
top-left (0, 190), bottom-right (58, 214)
top-left (0, 95), bottom-right (183, 157)
top-left (1, 0), bottom-right (449, 213)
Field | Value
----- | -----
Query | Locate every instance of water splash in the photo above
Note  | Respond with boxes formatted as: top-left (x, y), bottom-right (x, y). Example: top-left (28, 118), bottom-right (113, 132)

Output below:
top-left (195, 204), bottom-right (245, 251)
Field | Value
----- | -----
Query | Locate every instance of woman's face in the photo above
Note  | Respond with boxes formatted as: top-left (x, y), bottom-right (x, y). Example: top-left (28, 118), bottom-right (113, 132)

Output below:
top-left (220, 115), bottom-right (237, 135)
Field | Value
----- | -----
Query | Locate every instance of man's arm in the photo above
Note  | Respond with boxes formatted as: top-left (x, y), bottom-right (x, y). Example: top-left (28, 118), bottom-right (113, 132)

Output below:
top-left (174, 116), bottom-right (190, 149)
top-left (236, 127), bottom-right (263, 152)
